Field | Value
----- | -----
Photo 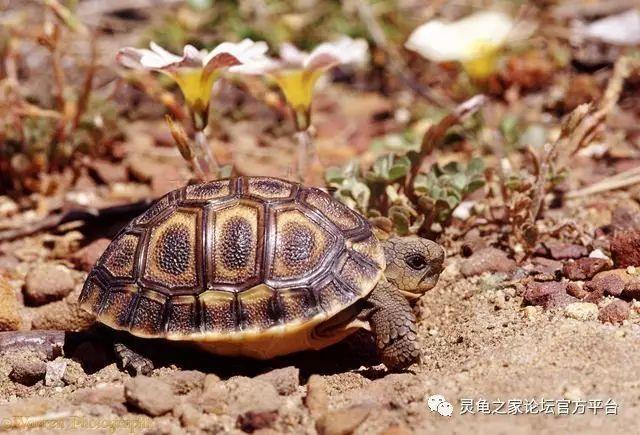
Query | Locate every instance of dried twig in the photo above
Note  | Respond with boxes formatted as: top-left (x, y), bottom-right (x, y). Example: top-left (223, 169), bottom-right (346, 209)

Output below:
top-left (406, 94), bottom-right (487, 198)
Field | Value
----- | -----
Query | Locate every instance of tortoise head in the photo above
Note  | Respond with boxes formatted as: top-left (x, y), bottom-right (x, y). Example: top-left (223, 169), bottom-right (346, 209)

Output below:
top-left (382, 236), bottom-right (445, 300)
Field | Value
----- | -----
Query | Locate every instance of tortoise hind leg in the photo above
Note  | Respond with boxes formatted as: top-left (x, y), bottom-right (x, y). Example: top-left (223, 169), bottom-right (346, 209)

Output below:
top-left (114, 341), bottom-right (154, 376)
top-left (364, 281), bottom-right (420, 371)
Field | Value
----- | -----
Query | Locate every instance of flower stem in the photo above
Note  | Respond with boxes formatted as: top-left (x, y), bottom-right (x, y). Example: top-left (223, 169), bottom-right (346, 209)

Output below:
top-left (192, 130), bottom-right (219, 181)
top-left (294, 128), bottom-right (319, 183)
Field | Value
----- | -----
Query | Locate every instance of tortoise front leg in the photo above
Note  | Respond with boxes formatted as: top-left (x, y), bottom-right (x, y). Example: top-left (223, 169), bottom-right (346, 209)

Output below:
top-left (363, 281), bottom-right (420, 371)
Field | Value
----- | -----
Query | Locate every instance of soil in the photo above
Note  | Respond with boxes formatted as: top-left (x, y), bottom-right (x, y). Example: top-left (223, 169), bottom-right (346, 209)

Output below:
top-left (2, 1), bottom-right (640, 434)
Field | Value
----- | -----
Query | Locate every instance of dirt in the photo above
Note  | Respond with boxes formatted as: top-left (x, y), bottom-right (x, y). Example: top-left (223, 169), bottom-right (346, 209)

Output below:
top-left (2, 1), bottom-right (640, 433)
top-left (2, 194), bottom-right (640, 434)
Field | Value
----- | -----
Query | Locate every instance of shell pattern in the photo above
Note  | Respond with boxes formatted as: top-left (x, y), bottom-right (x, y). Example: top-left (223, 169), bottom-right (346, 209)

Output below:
top-left (79, 177), bottom-right (385, 340)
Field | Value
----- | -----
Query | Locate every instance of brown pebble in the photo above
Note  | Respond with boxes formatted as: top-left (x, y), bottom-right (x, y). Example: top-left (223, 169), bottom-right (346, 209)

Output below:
top-left (611, 229), bottom-right (640, 267)
top-left (522, 281), bottom-right (576, 309)
top-left (316, 405), bottom-right (371, 435)
top-left (305, 375), bottom-right (329, 419)
top-left (9, 356), bottom-right (47, 386)
top-left (237, 410), bottom-right (278, 433)
top-left (24, 263), bottom-right (75, 306)
top-left (460, 247), bottom-right (517, 277)
top-left (125, 376), bottom-right (178, 416)
top-left (544, 242), bottom-right (588, 260)
top-left (563, 258), bottom-right (610, 280)
top-left (598, 300), bottom-right (630, 325)
top-left (254, 366), bottom-right (300, 395)
top-left (0, 277), bottom-right (24, 331)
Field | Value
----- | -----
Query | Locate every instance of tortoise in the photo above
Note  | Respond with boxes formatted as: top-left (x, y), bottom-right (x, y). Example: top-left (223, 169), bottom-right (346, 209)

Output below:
top-left (79, 176), bottom-right (444, 370)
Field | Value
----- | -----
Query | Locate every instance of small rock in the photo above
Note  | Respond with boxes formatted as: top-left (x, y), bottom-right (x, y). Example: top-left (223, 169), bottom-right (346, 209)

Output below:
top-left (611, 206), bottom-right (640, 231)
top-left (545, 242), bottom-right (588, 260)
top-left (563, 258), bottom-right (610, 280)
top-left (71, 239), bottom-right (110, 272)
top-left (598, 300), bottom-right (630, 324)
top-left (125, 376), bottom-right (178, 416)
top-left (0, 277), bottom-right (24, 331)
top-left (523, 305), bottom-right (540, 320)
top-left (174, 403), bottom-right (202, 429)
top-left (30, 297), bottom-right (95, 331)
top-left (201, 377), bottom-right (281, 417)
top-left (585, 270), bottom-right (627, 299)
top-left (305, 375), bottom-right (329, 419)
top-left (24, 263), bottom-right (75, 306)
top-left (237, 410), bottom-right (279, 433)
top-left (45, 359), bottom-right (67, 387)
top-left (203, 373), bottom-right (221, 389)
top-left (611, 230), bottom-right (640, 267)
top-left (161, 370), bottom-right (206, 395)
top-left (566, 282), bottom-right (588, 299)
top-left (523, 281), bottom-right (576, 309)
top-left (254, 366), bottom-right (299, 395)
top-left (564, 302), bottom-right (599, 321)
top-left (9, 355), bottom-right (47, 386)
top-left (460, 247), bottom-right (517, 277)
top-left (72, 384), bottom-right (125, 408)
top-left (316, 405), bottom-right (371, 435)
top-left (527, 257), bottom-right (563, 279)
top-left (62, 360), bottom-right (86, 386)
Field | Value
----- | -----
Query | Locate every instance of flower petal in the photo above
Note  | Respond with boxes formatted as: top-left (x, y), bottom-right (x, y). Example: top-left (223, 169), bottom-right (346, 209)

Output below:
top-left (305, 36), bottom-right (369, 70)
top-left (406, 11), bottom-right (514, 62)
top-left (116, 47), bottom-right (152, 69)
top-left (280, 43), bottom-right (308, 67)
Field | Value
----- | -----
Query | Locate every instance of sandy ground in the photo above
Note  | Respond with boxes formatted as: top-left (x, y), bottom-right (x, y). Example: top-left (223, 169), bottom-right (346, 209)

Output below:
top-left (1, 247), bottom-right (638, 434)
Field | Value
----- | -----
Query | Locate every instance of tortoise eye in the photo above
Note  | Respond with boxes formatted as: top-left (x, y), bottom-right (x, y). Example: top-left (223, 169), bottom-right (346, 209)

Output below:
top-left (405, 254), bottom-right (428, 270)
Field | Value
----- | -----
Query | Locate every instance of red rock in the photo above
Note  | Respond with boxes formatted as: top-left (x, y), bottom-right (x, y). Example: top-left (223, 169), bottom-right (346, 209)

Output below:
top-left (598, 300), bottom-right (630, 324)
top-left (71, 238), bottom-right (110, 272)
top-left (529, 257), bottom-right (563, 275)
top-left (585, 271), bottom-right (625, 297)
top-left (523, 281), bottom-right (576, 309)
top-left (563, 258), bottom-right (610, 280)
top-left (610, 230), bottom-right (640, 267)
top-left (611, 207), bottom-right (640, 231)
top-left (544, 242), bottom-right (588, 260)
top-left (459, 247), bottom-right (517, 277)
top-left (237, 410), bottom-right (278, 433)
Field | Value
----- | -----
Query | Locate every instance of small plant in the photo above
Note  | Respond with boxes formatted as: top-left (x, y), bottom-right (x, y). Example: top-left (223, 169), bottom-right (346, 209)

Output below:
top-left (0, 1), bottom-right (119, 194)
top-left (326, 95), bottom-right (487, 238)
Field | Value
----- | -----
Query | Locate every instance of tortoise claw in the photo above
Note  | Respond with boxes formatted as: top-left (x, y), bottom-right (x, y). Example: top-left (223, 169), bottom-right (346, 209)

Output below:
top-left (114, 342), bottom-right (154, 376)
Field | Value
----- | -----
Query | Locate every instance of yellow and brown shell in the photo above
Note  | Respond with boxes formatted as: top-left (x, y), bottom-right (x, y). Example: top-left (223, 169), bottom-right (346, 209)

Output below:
top-left (80, 177), bottom-right (385, 354)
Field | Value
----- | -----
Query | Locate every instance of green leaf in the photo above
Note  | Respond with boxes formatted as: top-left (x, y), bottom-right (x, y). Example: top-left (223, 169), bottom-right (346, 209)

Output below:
top-left (467, 157), bottom-right (485, 174)
top-left (451, 173), bottom-right (468, 191)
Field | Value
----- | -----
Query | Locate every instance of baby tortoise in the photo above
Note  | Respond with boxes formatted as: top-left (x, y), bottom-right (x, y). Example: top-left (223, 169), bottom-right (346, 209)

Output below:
top-left (80, 176), bottom-right (444, 370)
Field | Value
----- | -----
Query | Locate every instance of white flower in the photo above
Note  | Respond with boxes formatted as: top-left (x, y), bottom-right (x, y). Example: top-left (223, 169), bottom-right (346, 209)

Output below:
top-left (278, 36), bottom-right (369, 71)
top-left (117, 39), bottom-right (270, 124)
top-left (405, 11), bottom-right (521, 79)
top-left (238, 36), bottom-right (368, 130)
top-left (580, 9), bottom-right (640, 46)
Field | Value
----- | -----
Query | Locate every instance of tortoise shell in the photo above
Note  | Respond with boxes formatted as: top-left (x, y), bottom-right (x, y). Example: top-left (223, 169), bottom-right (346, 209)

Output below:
top-left (80, 176), bottom-right (385, 347)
